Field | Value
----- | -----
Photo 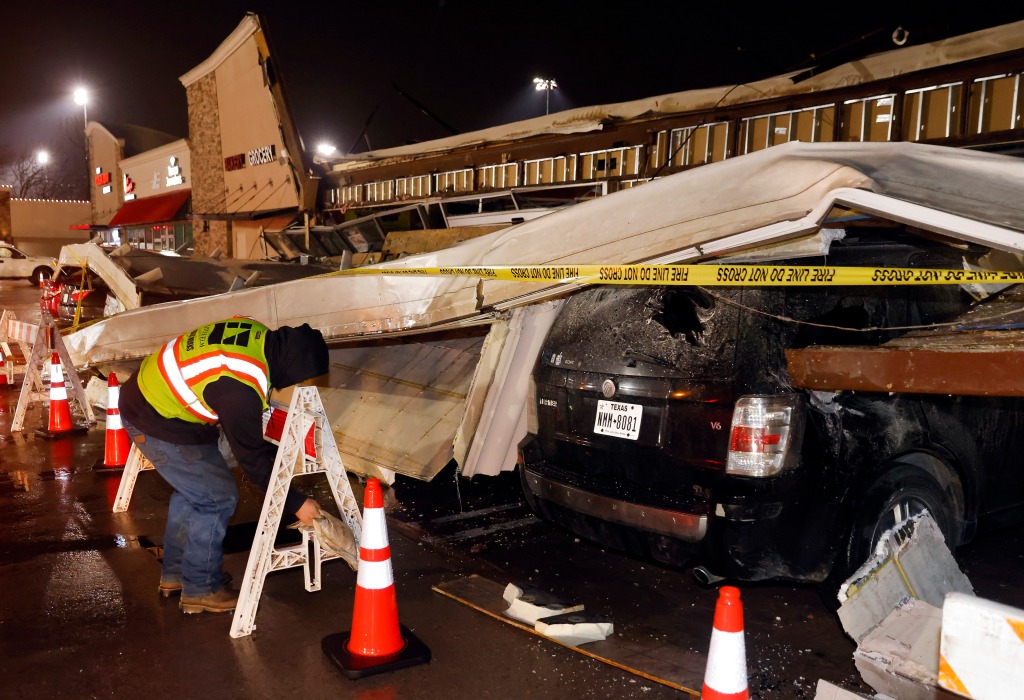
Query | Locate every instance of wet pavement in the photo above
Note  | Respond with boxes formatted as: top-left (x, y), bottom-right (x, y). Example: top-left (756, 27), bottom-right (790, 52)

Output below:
top-left (0, 408), bottom-right (689, 700)
top-left (3, 279), bottom-right (1024, 699)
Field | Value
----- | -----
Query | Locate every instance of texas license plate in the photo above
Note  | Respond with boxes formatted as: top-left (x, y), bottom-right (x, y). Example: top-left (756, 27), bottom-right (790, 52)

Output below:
top-left (594, 400), bottom-right (642, 440)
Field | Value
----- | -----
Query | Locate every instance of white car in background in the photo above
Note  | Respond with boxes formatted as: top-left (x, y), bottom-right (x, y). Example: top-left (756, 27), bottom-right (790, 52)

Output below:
top-left (0, 243), bottom-right (56, 283)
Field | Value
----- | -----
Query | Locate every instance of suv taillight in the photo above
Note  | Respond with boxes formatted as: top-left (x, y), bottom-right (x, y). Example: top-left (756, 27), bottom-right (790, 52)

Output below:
top-left (726, 394), bottom-right (805, 477)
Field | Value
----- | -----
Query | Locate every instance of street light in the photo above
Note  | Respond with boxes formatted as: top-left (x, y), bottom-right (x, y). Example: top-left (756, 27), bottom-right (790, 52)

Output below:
top-left (316, 142), bottom-right (337, 157)
top-left (72, 87), bottom-right (90, 199)
top-left (36, 150), bottom-right (50, 196)
top-left (533, 77), bottom-right (557, 115)
top-left (73, 87), bottom-right (89, 124)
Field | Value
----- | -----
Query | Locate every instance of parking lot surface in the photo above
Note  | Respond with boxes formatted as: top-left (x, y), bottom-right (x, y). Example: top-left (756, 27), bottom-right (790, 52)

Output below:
top-left (3, 280), bottom-right (1024, 698)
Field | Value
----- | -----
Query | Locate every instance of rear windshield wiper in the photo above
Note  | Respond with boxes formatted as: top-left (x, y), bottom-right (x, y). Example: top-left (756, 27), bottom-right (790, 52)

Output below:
top-left (623, 348), bottom-right (676, 369)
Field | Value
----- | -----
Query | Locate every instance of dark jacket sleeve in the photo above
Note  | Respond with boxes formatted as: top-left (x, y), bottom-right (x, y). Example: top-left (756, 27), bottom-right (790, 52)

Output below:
top-left (203, 377), bottom-right (308, 517)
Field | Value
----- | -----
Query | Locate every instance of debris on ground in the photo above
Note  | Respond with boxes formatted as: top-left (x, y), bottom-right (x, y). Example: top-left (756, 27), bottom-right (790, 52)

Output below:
top-left (838, 513), bottom-right (973, 644)
top-left (502, 581), bottom-right (584, 624)
top-left (534, 611), bottom-right (614, 647)
top-left (853, 598), bottom-right (956, 700)
top-left (813, 678), bottom-right (873, 698)
top-left (836, 512), bottom-right (972, 699)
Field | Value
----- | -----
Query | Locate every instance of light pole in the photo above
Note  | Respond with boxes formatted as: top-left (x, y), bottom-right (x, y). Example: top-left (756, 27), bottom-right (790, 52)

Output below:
top-left (36, 150), bottom-right (49, 196)
top-left (73, 87), bottom-right (90, 198)
top-left (533, 77), bottom-right (557, 115)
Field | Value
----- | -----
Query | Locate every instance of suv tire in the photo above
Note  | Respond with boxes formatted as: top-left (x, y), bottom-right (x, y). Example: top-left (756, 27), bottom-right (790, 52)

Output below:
top-left (844, 465), bottom-right (957, 578)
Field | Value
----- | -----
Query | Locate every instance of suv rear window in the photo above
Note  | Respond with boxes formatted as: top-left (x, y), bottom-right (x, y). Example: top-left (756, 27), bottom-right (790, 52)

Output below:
top-left (542, 286), bottom-right (742, 380)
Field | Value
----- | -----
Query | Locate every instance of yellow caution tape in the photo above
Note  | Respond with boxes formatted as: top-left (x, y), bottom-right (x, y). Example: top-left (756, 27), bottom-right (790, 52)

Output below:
top-left (332, 264), bottom-right (1024, 286)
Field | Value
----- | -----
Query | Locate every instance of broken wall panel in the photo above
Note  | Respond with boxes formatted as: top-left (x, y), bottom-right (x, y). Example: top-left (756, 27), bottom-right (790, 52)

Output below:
top-left (316, 328), bottom-right (491, 481)
top-left (459, 301), bottom-right (564, 478)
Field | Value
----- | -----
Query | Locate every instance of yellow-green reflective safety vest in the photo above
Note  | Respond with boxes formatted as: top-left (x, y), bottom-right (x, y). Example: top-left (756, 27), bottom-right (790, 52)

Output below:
top-left (137, 318), bottom-right (271, 424)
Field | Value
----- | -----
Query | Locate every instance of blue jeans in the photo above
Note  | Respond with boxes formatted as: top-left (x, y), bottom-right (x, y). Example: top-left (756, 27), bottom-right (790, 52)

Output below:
top-left (123, 418), bottom-right (238, 597)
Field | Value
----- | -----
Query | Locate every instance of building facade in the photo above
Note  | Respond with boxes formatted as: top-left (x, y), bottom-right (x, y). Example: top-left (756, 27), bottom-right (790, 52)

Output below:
top-left (319, 20), bottom-right (1024, 239)
top-left (178, 13), bottom-right (315, 258)
top-left (108, 138), bottom-right (193, 252)
top-left (85, 122), bottom-right (180, 228)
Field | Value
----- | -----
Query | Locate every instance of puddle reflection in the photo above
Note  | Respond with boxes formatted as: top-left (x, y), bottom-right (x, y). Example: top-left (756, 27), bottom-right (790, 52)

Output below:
top-left (5, 469), bottom-right (31, 491)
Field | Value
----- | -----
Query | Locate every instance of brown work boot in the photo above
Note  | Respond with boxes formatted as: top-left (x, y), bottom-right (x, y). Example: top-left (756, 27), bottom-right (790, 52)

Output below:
top-left (179, 587), bottom-right (239, 614)
top-left (158, 570), bottom-right (233, 598)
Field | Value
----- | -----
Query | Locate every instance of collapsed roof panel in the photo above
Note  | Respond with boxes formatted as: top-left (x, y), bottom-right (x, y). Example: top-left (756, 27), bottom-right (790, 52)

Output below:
top-left (63, 141), bottom-right (1024, 370)
top-left (327, 21), bottom-right (1024, 169)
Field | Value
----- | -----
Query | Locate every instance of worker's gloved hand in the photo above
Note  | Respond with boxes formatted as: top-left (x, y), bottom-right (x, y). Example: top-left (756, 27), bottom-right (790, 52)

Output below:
top-left (295, 497), bottom-right (321, 526)
top-left (288, 498), bottom-right (359, 570)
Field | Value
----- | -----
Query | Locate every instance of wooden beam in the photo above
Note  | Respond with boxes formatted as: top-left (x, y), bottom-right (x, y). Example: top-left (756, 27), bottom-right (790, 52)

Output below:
top-left (786, 342), bottom-right (1024, 396)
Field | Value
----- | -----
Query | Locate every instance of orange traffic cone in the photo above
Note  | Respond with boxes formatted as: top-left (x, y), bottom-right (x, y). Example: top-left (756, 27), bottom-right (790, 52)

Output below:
top-left (322, 477), bottom-right (430, 679)
top-left (102, 374), bottom-right (131, 468)
top-left (702, 586), bottom-right (748, 700)
top-left (0, 346), bottom-right (7, 386)
top-left (46, 352), bottom-right (74, 433)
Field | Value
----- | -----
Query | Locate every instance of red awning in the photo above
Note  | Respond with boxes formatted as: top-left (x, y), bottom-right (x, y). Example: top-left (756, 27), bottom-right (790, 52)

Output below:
top-left (108, 189), bottom-right (191, 227)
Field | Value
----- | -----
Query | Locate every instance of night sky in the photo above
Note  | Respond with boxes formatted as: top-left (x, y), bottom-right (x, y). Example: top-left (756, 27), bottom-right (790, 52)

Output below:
top-left (3, 2), bottom-right (1023, 158)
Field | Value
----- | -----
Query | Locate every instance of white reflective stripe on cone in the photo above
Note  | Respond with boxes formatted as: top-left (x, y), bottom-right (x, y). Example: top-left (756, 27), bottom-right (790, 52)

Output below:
top-left (360, 508), bottom-right (389, 549)
top-left (52, 365), bottom-right (63, 382)
top-left (107, 413), bottom-right (123, 430)
top-left (50, 386), bottom-right (68, 400)
top-left (355, 558), bottom-right (394, 590)
top-left (704, 630), bottom-right (748, 694)
top-left (108, 386), bottom-right (120, 405)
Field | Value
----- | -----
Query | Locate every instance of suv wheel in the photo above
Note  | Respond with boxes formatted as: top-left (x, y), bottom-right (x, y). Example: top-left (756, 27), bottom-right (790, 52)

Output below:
top-left (841, 465), bottom-right (957, 581)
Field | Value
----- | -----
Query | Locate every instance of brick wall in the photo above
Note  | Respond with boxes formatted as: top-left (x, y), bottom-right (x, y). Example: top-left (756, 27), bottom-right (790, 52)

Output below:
top-left (186, 74), bottom-right (231, 257)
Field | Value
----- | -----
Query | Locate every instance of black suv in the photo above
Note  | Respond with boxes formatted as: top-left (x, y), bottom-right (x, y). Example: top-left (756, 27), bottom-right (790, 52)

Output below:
top-left (518, 233), bottom-right (1024, 584)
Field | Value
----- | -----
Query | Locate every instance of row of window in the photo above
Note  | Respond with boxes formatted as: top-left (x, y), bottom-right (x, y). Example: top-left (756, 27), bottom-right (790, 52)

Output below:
top-left (328, 71), bottom-right (1024, 208)
top-left (102, 222), bottom-right (193, 253)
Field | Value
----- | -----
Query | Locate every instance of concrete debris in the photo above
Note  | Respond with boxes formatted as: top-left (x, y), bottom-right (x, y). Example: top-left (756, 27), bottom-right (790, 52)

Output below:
top-left (853, 598), bottom-right (960, 700)
top-left (534, 611), bottom-right (614, 647)
top-left (838, 512), bottom-right (974, 644)
top-left (502, 582), bottom-right (584, 625)
top-left (836, 512), bottom-right (977, 699)
top-left (813, 679), bottom-right (872, 699)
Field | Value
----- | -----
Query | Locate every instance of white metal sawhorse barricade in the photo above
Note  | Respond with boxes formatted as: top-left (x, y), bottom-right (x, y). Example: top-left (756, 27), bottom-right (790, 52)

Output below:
top-left (8, 311), bottom-right (95, 432)
top-left (0, 309), bottom-right (32, 385)
top-left (111, 386), bottom-right (362, 638)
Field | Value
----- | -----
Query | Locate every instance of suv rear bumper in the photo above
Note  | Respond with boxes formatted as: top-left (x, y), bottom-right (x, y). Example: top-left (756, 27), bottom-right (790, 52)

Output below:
top-left (519, 434), bottom-right (830, 582)
top-left (521, 466), bottom-right (708, 542)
